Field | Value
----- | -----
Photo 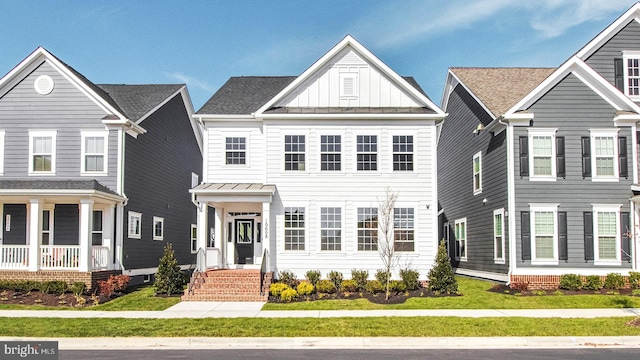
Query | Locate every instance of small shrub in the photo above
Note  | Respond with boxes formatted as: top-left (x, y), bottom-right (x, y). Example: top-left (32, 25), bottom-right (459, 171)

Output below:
top-left (304, 270), bottom-right (321, 286)
top-left (154, 243), bottom-right (185, 295)
top-left (375, 269), bottom-right (391, 291)
top-left (632, 289), bottom-right (640, 296)
top-left (509, 281), bottom-right (529, 292)
top-left (74, 294), bottom-right (87, 307)
top-left (99, 275), bottom-right (131, 298)
top-left (427, 239), bottom-right (458, 294)
top-left (559, 274), bottom-right (583, 291)
top-left (365, 280), bottom-right (383, 294)
top-left (280, 288), bottom-right (298, 302)
top-left (296, 281), bottom-right (314, 296)
top-left (604, 273), bottom-right (625, 290)
top-left (327, 271), bottom-right (344, 290)
top-left (389, 280), bottom-right (407, 293)
top-left (532, 290), bottom-right (546, 296)
top-left (40, 281), bottom-right (67, 295)
top-left (341, 279), bottom-right (358, 292)
top-left (71, 282), bottom-right (86, 295)
top-left (399, 268), bottom-right (420, 290)
top-left (269, 283), bottom-right (290, 297)
top-left (628, 272), bottom-right (640, 289)
top-left (583, 275), bottom-right (603, 291)
top-left (315, 279), bottom-right (336, 294)
top-left (277, 270), bottom-right (298, 288)
top-left (350, 269), bottom-right (369, 291)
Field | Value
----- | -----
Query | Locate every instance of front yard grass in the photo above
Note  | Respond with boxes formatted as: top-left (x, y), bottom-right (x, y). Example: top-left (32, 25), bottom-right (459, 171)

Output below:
top-left (262, 277), bottom-right (640, 310)
top-left (0, 316), bottom-right (638, 337)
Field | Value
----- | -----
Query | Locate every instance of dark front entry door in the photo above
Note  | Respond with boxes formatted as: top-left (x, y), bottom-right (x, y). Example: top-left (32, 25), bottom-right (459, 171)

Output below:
top-left (235, 219), bottom-right (254, 264)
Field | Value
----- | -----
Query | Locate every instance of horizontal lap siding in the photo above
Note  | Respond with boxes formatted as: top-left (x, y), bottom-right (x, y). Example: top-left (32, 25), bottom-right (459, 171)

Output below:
top-left (514, 73), bottom-right (632, 269)
top-left (0, 61), bottom-right (117, 191)
top-left (584, 20), bottom-right (640, 87)
top-left (205, 122), bottom-right (265, 183)
top-left (438, 84), bottom-right (509, 276)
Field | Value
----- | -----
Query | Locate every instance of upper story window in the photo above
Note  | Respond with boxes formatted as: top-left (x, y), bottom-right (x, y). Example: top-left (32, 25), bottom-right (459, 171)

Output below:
top-left (225, 137), bottom-right (246, 165)
top-left (590, 129), bottom-right (619, 181)
top-left (128, 211), bottom-right (142, 239)
top-left (284, 207), bottom-right (305, 250)
top-left (525, 128), bottom-right (557, 181)
top-left (357, 135), bottom-right (377, 171)
top-left (284, 135), bottom-right (305, 171)
top-left (393, 135), bottom-right (413, 171)
top-left (320, 207), bottom-right (341, 251)
top-left (357, 207), bottom-right (378, 251)
top-left (320, 135), bottom-right (341, 171)
top-left (340, 73), bottom-right (358, 98)
top-left (29, 130), bottom-right (56, 175)
top-left (621, 51), bottom-right (640, 98)
top-left (393, 208), bottom-right (414, 251)
top-left (473, 151), bottom-right (482, 194)
top-left (153, 216), bottom-right (164, 241)
top-left (81, 131), bottom-right (108, 174)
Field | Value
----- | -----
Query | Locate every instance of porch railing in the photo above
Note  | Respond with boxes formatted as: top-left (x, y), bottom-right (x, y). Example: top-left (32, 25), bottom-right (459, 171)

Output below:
top-left (91, 246), bottom-right (109, 270)
top-left (0, 245), bottom-right (29, 269)
top-left (40, 246), bottom-right (79, 269)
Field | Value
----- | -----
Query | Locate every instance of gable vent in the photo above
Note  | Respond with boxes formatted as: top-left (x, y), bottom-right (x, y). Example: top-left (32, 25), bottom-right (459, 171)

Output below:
top-left (340, 73), bottom-right (358, 98)
top-left (34, 75), bottom-right (54, 95)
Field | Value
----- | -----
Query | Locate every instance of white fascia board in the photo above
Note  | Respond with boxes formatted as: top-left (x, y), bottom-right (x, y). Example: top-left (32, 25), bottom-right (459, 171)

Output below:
top-left (576, 4), bottom-right (640, 59)
top-left (259, 113), bottom-right (445, 121)
top-left (102, 119), bottom-right (147, 137)
top-left (255, 35), bottom-right (445, 116)
top-left (0, 189), bottom-right (126, 203)
top-left (198, 114), bottom-right (258, 122)
top-left (613, 113), bottom-right (640, 126)
top-left (445, 70), bottom-right (497, 119)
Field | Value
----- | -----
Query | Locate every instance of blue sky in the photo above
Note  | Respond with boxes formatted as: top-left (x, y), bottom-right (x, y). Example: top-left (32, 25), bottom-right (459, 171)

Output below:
top-left (0, 0), bottom-right (638, 110)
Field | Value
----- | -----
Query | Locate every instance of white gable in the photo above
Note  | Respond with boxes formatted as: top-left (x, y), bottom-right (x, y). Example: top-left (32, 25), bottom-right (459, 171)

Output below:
top-left (275, 46), bottom-right (424, 108)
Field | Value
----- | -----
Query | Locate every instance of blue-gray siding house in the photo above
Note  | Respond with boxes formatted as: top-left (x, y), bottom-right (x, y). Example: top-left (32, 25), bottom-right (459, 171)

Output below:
top-left (0, 47), bottom-right (202, 288)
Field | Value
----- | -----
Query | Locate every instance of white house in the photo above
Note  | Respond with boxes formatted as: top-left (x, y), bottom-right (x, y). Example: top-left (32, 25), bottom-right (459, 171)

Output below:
top-left (191, 35), bottom-right (446, 280)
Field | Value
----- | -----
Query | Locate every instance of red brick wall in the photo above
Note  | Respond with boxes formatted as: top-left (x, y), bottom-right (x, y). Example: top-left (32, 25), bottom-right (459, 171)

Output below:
top-left (0, 270), bottom-right (121, 290)
top-left (510, 274), bottom-right (630, 290)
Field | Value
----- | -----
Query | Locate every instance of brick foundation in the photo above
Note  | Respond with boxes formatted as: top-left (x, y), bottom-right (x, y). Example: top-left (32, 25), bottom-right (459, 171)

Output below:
top-left (510, 274), bottom-right (631, 290)
top-left (183, 269), bottom-right (273, 302)
top-left (0, 270), bottom-right (121, 290)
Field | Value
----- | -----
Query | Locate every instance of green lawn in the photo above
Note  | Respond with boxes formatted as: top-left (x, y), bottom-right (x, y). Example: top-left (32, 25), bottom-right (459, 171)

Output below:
top-left (262, 277), bottom-right (640, 310)
top-left (0, 316), bottom-right (638, 337)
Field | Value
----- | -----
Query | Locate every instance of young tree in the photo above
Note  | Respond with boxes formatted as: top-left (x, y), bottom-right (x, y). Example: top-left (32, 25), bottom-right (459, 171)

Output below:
top-left (428, 238), bottom-right (458, 294)
top-left (378, 187), bottom-right (399, 300)
top-left (155, 243), bottom-right (184, 295)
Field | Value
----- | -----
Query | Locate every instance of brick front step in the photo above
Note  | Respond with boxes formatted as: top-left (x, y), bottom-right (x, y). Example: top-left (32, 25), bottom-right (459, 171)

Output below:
top-left (182, 269), bottom-right (272, 302)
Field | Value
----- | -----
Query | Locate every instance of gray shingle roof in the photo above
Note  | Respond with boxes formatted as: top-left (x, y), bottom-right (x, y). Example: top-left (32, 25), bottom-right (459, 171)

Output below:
top-left (0, 179), bottom-right (119, 197)
top-left (97, 84), bottom-right (183, 122)
top-left (196, 76), bottom-right (430, 115)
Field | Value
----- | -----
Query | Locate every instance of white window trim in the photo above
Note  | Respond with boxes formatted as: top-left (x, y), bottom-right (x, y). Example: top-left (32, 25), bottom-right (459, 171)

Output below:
top-left (153, 216), bottom-right (164, 241)
top-left (0, 130), bottom-right (5, 175)
top-left (81, 130), bottom-right (109, 175)
top-left (473, 151), bottom-right (482, 195)
top-left (528, 128), bottom-right (557, 181)
top-left (339, 72), bottom-right (358, 98)
top-left (283, 134), bottom-right (307, 172)
top-left (590, 128), bottom-right (619, 182)
top-left (529, 203), bottom-right (559, 265)
top-left (319, 134), bottom-right (343, 173)
top-left (592, 204), bottom-right (622, 266)
top-left (493, 208), bottom-right (505, 264)
top-left (190, 224), bottom-right (198, 254)
top-left (454, 217), bottom-right (467, 262)
top-left (191, 173), bottom-right (199, 188)
top-left (623, 50), bottom-right (640, 100)
top-left (393, 206), bottom-right (416, 252)
top-left (28, 130), bottom-right (57, 175)
top-left (355, 205), bottom-right (379, 253)
top-left (224, 136), bottom-right (248, 166)
top-left (390, 133), bottom-right (416, 173)
top-left (41, 206), bottom-right (54, 245)
top-left (282, 205), bottom-right (307, 253)
top-left (91, 209), bottom-right (104, 246)
top-left (319, 206), bottom-right (344, 252)
top-left (354, 133), bottom-right (380, 173)
top-left (128, 211), bottom-right (142, 239)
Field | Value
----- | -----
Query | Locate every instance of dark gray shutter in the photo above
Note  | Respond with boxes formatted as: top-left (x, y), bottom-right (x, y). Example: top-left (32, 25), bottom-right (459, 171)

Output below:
top-left (614, 58), bottom-right (624, 91)
top-left (558, 211), bottom-right (568, 261)
top-left (619, 137), bottom-right (628, 178)
top-left (581, 137), bottom-right (591, 178)
top-left (556, 136), bottom-right (565, 178)
top-left (521, 211), bottom-right (531, 260)
top-left (519, 136), bottom-right (529, 177)
top-left (621, 212), bottom-right (631, 262)
top-left (583, 212), bottom-right (594, 261)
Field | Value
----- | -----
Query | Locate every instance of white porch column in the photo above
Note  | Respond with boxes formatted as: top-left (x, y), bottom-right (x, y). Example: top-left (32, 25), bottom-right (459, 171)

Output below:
top-left (78, 199), bottom-right (93, 272)
top-left (0, 203), bottom-right (3, 246)
top-left (196, 202), bottom-right (208, 271)
top-left (115, 203), bottom-right (124, 271)
top-left (28, 199), bottom-right (42, 271)
top-left (262, 202), bottom-right (270, 271)
top-left (105, 204), bottom-right (116, 270)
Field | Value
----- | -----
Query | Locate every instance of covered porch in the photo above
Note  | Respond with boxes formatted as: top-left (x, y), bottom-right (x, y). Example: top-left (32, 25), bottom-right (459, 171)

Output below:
top-left (0, 180), bottom-right (125, 273)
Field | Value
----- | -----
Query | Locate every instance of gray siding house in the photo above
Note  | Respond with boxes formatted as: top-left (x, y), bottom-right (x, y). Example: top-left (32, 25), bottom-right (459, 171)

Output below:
top-left (0, 48), bottom-right (202, 288)
top-left (438, 3), bottom-right (640, 287)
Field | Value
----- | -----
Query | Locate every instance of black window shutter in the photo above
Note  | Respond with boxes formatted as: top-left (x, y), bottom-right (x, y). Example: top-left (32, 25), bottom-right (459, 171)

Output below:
top-left (556, 136), bottom-right (565, 178)
top-left (583, 212), bottom-right (594, 261)
top-left (621, 212), bottom-right (631, 262)
top-left (558, 211), bottom-right (568, 261)
top-left (614, 58), bottom-right (624, 91)
top-left (521, 211), bottom-right (531, 260)
top-left (618, 136), bottom-right (628, 178)
top-left (519, 136), bottom-right (529, 177)
top-left (581, 137), bottom-right (591, 178)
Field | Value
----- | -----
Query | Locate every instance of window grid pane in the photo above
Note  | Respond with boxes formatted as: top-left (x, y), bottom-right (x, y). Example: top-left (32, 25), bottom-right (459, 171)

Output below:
top-left (225, 137), bottom-right (246, 165)
top-left (393, 208), bottom-right (414, 251)
top-left (534, 211), bottom-right (554, 259)
top-left (320, 207), bottom-right (341, 251)
top-left (494, 213), bottom-right (503, 259)
top-left (33, 136), bottom-right (53, 172)
top-left (284, 135), bottom-right (305, 171)
top-left (532, 136), bottom-right (552, 176)
top-left (628, 58), bottom-right (640, 96)
top-left (597, 212), bottom-right (617, 260)
top-left (357, 207), bottom-right (378, 251)
top-left (320, 135), bottom-right (341, 171)
top-left (393, 135), bottom-right (414, 171)
top-left (357, 135), bottom-right (377, 171)
top-left (284, 207), bottom-right (305, 250)
top-left (595, 137), bottom-right (615, 176)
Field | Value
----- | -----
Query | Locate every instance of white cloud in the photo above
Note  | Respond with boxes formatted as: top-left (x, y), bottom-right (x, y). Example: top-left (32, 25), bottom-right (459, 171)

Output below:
top-left (166, 72), bottom-right (215, 92)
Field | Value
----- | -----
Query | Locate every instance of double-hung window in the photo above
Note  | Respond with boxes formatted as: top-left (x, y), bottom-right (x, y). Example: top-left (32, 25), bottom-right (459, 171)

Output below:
top-left (320, 135), bottom-right (341, 171)
top-left (284, 207), bottom-right (305, 250)
top-left (473, 152), bottom-right (482, 194)
top-left (29, 130), bottom-right (56, 174)
top-left (393, 208), bottom-right (414, 251)
top-left (357, 207), bottom-right (378, 251)
top-left (81, 131), bottom-right (108, 174)
top-left (454, 218), bottom-right (467, 261)
top-left (128, 211), bottom-right (142, 239)
top-left (590, 129), bottom-right (619, 181)
top-left (528, 129), bottom-right (556, 180)
top-left (593, 205), bottom-right (621, 265)
top-left (153, 216), bottom-right (164, 241)
top-left (530, 204), bottom-right (558, 264)
top-left (393, 135), bottom-right (413, 171)
top-left (320, 207), bottom-right (341, 251)
top-left (284, 135), bottom-right (305, 171)
top-left (493, 209), bottom-right (505, 263)
top-left (357, 135), bottom-right (377, 171)
top-left (225, 137), bottom-right (246, 165)
top-left (191, 224), bottom-right (198, 253)
top-left (92, 210), bottom-right (103, 246)
top-left (623, 51), bottom-right (640, 98)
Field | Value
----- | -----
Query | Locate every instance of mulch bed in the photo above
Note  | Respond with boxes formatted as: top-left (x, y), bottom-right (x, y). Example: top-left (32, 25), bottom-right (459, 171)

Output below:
top-left (268, 288), bottom-right (460, 304)
top-left (0, 290), bottom-right (119, 307)
top-left (488, 284), bottom-right (637, 296)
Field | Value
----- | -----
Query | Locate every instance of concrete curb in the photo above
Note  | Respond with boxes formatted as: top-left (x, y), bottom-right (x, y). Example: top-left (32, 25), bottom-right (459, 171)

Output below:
top-left (2, 336), bottom-right (640, 349)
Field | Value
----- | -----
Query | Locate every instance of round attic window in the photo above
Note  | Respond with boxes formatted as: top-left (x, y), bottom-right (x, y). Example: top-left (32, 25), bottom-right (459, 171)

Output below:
top-left (34, 75), bottom-right (54, 95)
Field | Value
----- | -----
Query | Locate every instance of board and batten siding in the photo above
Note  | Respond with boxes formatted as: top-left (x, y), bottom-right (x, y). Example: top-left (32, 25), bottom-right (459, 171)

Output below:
top-left (513, 73), bottom-right (633, 269)
top-left (277, 48), bottom-right (423, 108)
top-left (438, 83), bottom-right (509, 277)
top-left (0, 60), bottom-right (118, 191)
top-left (123, 94), bottom-right (202, 270)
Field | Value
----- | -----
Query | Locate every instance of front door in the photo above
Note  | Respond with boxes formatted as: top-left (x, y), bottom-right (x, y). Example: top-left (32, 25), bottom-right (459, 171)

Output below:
top-left (235, 219), bottom-right (254, 264)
